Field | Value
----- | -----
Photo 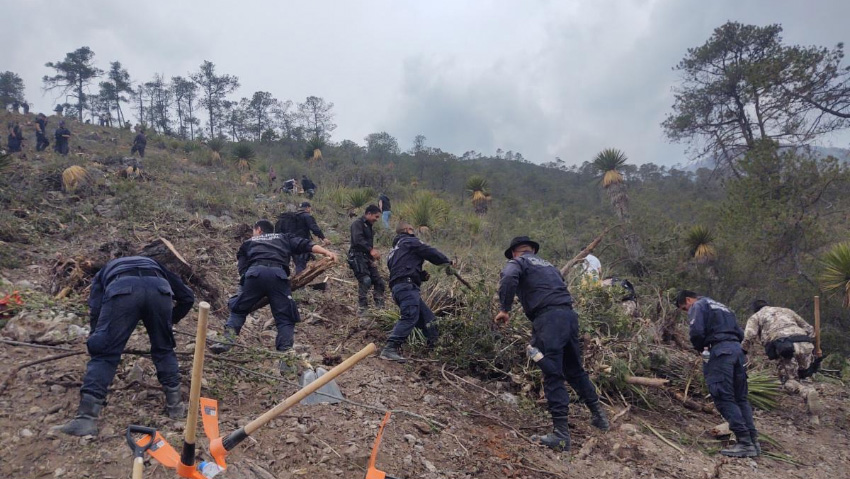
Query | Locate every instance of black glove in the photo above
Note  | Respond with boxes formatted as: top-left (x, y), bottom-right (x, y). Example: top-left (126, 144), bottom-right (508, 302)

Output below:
top-left (420, 270), bottom-right (431, 283)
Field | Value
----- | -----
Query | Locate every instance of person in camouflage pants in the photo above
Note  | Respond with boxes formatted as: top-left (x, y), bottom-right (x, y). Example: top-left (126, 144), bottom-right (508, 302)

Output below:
top-left (743, 300), bottom-right (822, 424)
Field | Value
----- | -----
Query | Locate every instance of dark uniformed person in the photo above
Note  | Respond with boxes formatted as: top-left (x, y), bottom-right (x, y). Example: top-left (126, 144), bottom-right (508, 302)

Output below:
top-left (35, 114), bottom-right (50, 151)
top-left (378, 193), bottom-right (391, 229)
top-left (7, 122), bottom-right (22, 152)
top-left (59, 256), bottom-right (195, 436)
top-left (676, 290), bottom-right (759, 457)
top-left (348, 205), bottom-right (386, 315)
top-left (131, 128), bottom-right (147, 158)
top-left (301, 175), bottom-right (316, 199)
top-left (289, 202), bottom-right (331, 274)
top-left (379, 222), bottom-right (453, 362)
top-left (211, 220), bottom-right (337, 360)
top-left (54, 120), bottom-right (71, 155)
top-left (495, 236), bottom-right (609, 451)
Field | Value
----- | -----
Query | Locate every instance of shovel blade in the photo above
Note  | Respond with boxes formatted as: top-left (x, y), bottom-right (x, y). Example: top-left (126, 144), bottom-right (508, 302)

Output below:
top-left (298, 367), bottom-right (344, 405)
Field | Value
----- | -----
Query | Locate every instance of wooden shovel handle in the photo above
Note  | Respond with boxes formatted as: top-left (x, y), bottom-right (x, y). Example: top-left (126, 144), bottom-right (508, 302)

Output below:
top-left (184, 303), bottom-right (210, 446)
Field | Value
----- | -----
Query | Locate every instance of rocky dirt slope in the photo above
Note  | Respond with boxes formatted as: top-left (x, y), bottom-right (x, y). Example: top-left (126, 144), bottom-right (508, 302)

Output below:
top-left (1, 111), bottom-right (848, 479)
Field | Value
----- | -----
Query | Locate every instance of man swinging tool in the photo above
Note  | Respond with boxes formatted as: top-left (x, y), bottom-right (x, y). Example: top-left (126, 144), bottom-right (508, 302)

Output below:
top-left (379, 222), bottom-right (454, 362)
top-left (59, 256), bottom-right (195, 436)
top-left (495, 236), bottom-right (609, 452)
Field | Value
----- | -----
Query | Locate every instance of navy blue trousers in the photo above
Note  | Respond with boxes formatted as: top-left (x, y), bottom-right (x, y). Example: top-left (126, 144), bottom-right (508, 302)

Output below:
top-left (226, 265), bottom-right (299, 351)
top-left (293, 253), bottom-right (311, 275)
top-left (389, 283), bottom-right (437, 344)
top-left (83, 276), bottom-right (178, 400)
top-left (704, 343), bottom-right (757, 439)
top-left (531, 308), bottom-right (600, 420)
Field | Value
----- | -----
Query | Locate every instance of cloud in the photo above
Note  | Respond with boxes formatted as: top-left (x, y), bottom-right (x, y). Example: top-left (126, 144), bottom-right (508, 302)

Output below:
top-left (2, 0), bottom-right (849, 165)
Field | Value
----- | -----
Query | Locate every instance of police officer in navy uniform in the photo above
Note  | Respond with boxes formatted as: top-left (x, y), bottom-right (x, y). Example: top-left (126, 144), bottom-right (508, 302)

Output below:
top-left (54, 120), bottom-right (71, 155)
top-left (291, 202), bottom-right (331, 274)
top-left (379, 222), bottom-right (453, 362)
top-left (348, 205), bottom-right (386, 315)
top-left (60, 256), bottom-right (195, 437)
top-left (35, 114), bottom-right (50, 151)
top-left (495, 236), bottom-right (609, 451)
top-left (211, 220), bottom-right (337, 361)
top-left (676, 290), bottom-right (759, 457)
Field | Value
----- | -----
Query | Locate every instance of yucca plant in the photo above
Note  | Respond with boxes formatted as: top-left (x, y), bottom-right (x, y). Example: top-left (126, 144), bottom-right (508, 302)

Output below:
top-left (231, 143), bottom-right (257, 170)
top-left (0, 152), bottom-right (12, 172)
top-left (400, 191), bottom-right (451, 233)
top-left (746, 371), bottom-right (781, 411)
top-left (305, 137), bottom-right (324, 162)
top-left (685, 226), bottom-right (717, 263)
top-left (593, 148), bottom-right (642, 263)
top-left (207, 138), bottom-right (225, 164)
top-left (465, 175), bottom-right (492, 215)
top-left (820, 242), bottom-right (850, 308)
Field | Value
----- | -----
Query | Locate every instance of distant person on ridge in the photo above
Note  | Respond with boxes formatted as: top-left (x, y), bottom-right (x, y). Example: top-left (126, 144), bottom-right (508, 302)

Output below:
top-left (495, 236), bottom-right (609, 452)
top-left (301, 175), bottom-right (316, 199)
top-left (54, 120), bottom-right (71, 156)
top-left (35, 114), bottom-right (50, 151)
top-left (676, 290), bottom-right (759, 457)
top-left (7, 121), bottom-right (22, 152)
top-left (131, 127), bottom-right (147, 158)
top-left (348, 205), bottom-right (386, 315)
top-left (742, 300), bottom-right (822, 424)
top-left (378, 192), bottom-right (391, 229)
top-left (379, 222), bottom-right (454, 362)
top-left (21, 102), bottom-right (29, 115)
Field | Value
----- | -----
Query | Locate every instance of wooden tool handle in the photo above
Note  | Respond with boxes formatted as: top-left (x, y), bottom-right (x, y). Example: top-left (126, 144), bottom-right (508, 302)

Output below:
top-left (132, 457), bottom-right (144, 479)
top-left (244, 343), bottom-right (376, 435)
top-left (184, 302), bottom-right (210, 446)
top-left (814, 296), bottom-right (822, 357)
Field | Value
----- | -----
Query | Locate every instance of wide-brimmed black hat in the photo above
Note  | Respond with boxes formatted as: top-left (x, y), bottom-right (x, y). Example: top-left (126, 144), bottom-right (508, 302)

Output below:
top-left (504, 236), bottom-right (540, 259)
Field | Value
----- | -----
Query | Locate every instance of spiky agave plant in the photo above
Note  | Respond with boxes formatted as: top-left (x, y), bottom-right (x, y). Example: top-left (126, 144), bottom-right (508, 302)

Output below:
top-left (592, 148), bottom-right (630, 219)
top-left (207, 138), bottom-right (226, 164)
top-left (685, 226), bottom-right (717, 263)
top-left (465, 175), bottom-right (491, 215)
top-left (231, 143), bottom-right (256, 170)
top-left (347, 188), bottom-right (375, 211)
top-left (820, 242), bottom-right (850, 308)
top-left (0, 151), bottom-right (11, 172)
top-left (400, 191), bottom-right (450, 233)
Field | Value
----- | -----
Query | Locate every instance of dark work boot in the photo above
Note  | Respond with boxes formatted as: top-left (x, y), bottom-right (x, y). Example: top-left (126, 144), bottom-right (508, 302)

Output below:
top-left (588, 401), bottom-right (610, 431)
top-left (210, 327), bottom-right (237, 354)
top-left (379, 342), bottom-right (406, 363)
top-left (530, 418), bottom-right (570, 452)
top-left (750, 433), bottom-right (761, 456)
top-left (720, 435), bottom-right (758, 458)
top-left (163, 385), bottom-right (185, 419)
top-left (59, 394), bottom-right (104, 436)
top-left (424, 323), bottom-right (439, 350)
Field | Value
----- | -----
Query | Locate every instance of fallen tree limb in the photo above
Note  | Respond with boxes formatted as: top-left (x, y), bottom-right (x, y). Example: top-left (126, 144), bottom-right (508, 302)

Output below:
top-left (0, 339), bottom-right (75, 351)
top-left (0, 351), bottom-right (85, 395)
top-left (625, 376), bottom-right (669, 387)
top-left (560, 225), bottom-right (621, 276)
top-left (639, 419), bottom-right (684, 454)
top-left (248, 257), bottom-right (336, 313)
top-left (674, 392), bottom-right (717, 415)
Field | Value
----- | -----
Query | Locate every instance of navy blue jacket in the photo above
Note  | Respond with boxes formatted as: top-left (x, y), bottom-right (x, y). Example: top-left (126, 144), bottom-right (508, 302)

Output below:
top-left (236, 233), bottom-right (314, 277)
top-left (88, 256), bottom-right (195, 329)
top-left (349, 217), bottom-right (374, 255)
top-left (498, 252), bottom-right (573, 319)
top-left (387, 233), bottom-right (451, 285)
top-left (293, 211), bottom-right (325, 240)
top-left (687, 297), bottom-right (744, 352)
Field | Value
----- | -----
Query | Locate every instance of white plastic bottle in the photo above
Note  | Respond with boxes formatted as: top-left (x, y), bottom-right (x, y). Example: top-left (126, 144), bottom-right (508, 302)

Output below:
top-left (526, 345), bottom-right (544, 362)
top-left (198, 461), bottom-right (224, 478)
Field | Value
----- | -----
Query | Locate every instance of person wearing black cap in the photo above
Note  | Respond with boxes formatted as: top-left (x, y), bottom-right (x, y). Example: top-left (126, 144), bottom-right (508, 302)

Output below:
top-left (379, 222), bottom-right (454, 362)
top-left (291, 201), bottom-right (331, 274)
top-left (675, 290), bottom-right (758, 457)
top-left (495, 236), bottom-right (608, 452)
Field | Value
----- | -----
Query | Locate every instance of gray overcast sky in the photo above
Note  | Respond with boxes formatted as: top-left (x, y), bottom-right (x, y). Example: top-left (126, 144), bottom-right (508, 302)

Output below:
top-left (3, 0), bottom-right (850, 166)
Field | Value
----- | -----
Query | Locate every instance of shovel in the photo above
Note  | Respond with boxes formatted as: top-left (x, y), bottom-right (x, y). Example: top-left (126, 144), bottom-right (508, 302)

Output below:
top-left (126, 425), bottom-right (157, 479)
top-left (298, 362), bottom-right (344, 405)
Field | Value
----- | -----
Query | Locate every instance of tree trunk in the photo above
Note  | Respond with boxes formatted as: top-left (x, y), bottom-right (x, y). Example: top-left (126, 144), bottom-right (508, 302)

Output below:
top-left (139, 238), bottom-right (224, 311)
top-left (77, 79), bottom-right (84, 122)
